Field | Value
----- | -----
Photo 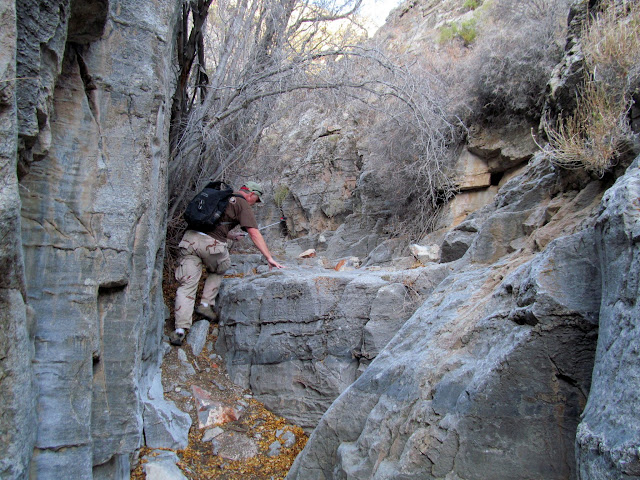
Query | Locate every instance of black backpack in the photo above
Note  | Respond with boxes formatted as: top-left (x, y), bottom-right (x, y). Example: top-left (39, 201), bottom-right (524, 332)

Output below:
top-left (183, 181), bottom-right (236, 231)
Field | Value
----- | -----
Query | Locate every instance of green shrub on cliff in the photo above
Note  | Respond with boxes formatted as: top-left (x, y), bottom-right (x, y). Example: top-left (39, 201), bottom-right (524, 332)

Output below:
top-left (438, 18), bottom-right (478, 46)
top-left (274, 185), bottom-right (289, 207)
top-left (463, 0), bottom-right (480, 11)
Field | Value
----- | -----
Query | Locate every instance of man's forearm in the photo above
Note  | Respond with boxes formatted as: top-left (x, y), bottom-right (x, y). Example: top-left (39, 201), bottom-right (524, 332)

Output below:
top-left (246, 227), bottom-right (275, 262)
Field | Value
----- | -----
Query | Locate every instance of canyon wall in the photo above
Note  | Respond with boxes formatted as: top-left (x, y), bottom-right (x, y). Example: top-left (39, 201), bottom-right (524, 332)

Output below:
top-left (0, 2), bottom-right (35, 478)
top-left (221, 152), bottom-right (623, 479)
top-left (1, 1), bottom-right (183, 477)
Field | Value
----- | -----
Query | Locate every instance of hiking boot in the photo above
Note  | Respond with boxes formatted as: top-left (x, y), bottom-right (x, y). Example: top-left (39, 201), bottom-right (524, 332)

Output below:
top-left (196, 304), bottom-right (218, 321)
top-left (169, 330), bottom-right (185, 346)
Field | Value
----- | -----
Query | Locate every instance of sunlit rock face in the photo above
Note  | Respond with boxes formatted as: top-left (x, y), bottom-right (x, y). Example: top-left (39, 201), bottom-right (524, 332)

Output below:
top-left (15, 0), bottom-right (176, 477)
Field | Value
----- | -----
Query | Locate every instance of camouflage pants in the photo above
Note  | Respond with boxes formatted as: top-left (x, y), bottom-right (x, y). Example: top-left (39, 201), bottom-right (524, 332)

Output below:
top-left (174, 230), bottom-right (230, 330)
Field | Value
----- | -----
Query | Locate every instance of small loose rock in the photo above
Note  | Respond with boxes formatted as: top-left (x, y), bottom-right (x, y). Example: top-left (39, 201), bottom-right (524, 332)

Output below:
top-left (267, 441), bottom-right (282, 457)
top-left (202, 427), bottom-right (224, 442)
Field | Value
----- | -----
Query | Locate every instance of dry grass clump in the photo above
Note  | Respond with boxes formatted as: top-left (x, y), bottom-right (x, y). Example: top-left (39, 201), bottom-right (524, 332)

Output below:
top-left (540, 81), bottom-right (630, 176)
top-left (541, 0), bottom-right (640, 176)
top-left (582, 0), bottom-right (640, 85)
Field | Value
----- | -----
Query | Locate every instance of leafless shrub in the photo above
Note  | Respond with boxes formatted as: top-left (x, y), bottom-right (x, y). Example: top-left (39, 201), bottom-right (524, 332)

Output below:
top-left (166, 0), bottom-right (372, 259)
top-left (169, 0), bottom-right (367, 184)
top-left (337, 47), bottom-right (464, 239)
top-left (461, 0), bottom-right (570, 122)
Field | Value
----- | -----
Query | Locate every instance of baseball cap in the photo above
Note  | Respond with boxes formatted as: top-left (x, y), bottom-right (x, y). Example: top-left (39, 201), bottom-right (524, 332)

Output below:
top-left (243, 181), bottom-right (264, 202)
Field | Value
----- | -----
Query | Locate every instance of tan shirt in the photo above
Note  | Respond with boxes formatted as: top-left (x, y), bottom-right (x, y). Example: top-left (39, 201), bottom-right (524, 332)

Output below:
top-left (208, 193), bottom-right (258, 242)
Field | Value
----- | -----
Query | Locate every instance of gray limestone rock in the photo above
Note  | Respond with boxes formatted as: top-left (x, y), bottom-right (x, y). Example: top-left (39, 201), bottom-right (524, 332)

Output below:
top-left (268, 441), bottom-right (282, 457)
top-left (468, 209), bottom-right (532, 263)
top-left (467, 121), bottom-right (537, 173)
top-left (187, 320), bottom-right (211, 356)
top-left (15, 0), bottom-right (71, 171)
top-left (211, 432), bottom-right (259, 461)
top-left (142, 450), bottom-right (188, 480)
top-left (0, 3), bottom-right (36, 478)
top-left (202, 427), bottom-right (224, 442)
top-left (0, 290), bottom-right (35, 480)
top-left (17, 0), bottom-right (177, 475)
top-left (324, 216), bottom-right (384, 260)
top-left (216, 267), bottom-right (420, 431)
top-left (287, 228), bottom-right (601, 480)
top-left (362, 283), bottom-right (412, 358)
top-left (259, 109), bottom-right (363, 238)
top-left (0, 2), bottom-right (37, 478)
top-left (282, 149), bottom-right (613, 480)
top-left (278, 430), bottom-right (297, 448)
top-left (440, 228), bottom-right (477, 263)
top-left (362, 238), bottom-right (407, 267)
top-left (142, 372), bottom-right (192, 450)
top-left (227, 253), bottom-right (265, 276)
top-left (177, 349), bottom-right (196, 377)
top-left (576, 158), bottom-right (640, 479)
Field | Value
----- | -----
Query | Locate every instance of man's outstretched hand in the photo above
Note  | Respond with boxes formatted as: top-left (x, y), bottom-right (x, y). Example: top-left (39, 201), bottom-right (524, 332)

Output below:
top-left (267, 257), bottom-right (285, 270)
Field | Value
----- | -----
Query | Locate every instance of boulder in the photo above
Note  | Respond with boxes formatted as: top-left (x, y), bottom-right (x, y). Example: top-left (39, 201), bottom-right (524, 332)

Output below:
top-left (278, 429), bottom-right (297, 448)
top-left (216, 269), bottom-right (394, 430)
top-left (467, 122), bottom-right (538, 173)
top-left (211, 432), bottom-right (259, 461)
top-left (202, 427), bottom-right (224, 442)
top-left (409, 243), bottom-right (440, 263)
top-left (216, 263), bottom-right (452, 432)
top-left (363, 238), bottom-right (407, 267)
top-left (192, 386), bottom-right (240, 429)
top-left (267, 441), bottom-right (282, 457)
top-left (440, 229), bottom-right (477, 263)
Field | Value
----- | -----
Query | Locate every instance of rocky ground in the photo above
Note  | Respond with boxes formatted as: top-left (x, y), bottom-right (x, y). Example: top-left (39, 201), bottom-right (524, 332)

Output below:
top-left (131, 268), bottom-right (307, 479)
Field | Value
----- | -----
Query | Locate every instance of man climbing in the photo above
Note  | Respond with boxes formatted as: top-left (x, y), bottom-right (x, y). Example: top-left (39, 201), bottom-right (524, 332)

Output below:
top-left (170, 181), bottom-right (284, 346)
